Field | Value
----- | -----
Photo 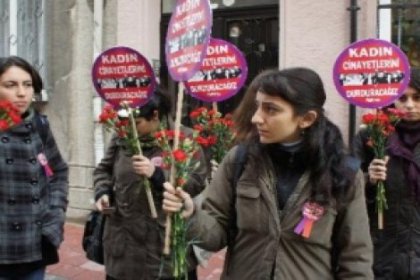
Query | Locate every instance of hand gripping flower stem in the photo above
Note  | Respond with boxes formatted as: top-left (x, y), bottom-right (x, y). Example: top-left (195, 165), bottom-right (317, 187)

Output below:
top-left (163, 84), bottom-right (184, 256)
top-left (361, 108), bottom-right (404, 229)
top-left (125, 103), bottom-right (158, 219)
top-left (156, 128), bottom-right (198, 279)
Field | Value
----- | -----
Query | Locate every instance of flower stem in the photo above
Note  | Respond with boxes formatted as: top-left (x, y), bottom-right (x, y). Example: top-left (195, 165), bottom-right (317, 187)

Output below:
top-left (376, 180), bottom-right (387, 229)
top-left (127, 105), bottom-right (158, 219)
top-left (171, 212), bottom-right (188, 279)
top-left (144, 181), bottom-right (157, 218)
top-left (164, 85), bottom-right (185, 256)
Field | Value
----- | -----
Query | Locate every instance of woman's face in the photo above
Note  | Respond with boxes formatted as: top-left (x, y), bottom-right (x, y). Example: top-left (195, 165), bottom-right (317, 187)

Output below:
top-left (394, 86), bottom-right (420, 122)
top-left (251, 91), bottom-right (304, 144)
top-left (0, 66), bottom-right (33, 114)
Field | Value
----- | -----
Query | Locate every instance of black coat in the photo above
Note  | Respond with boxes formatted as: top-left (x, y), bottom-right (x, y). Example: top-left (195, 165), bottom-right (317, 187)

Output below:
top-left (94, 132), bottom-right (208, 280)
top-left (353, 129), bottom-right (420, 280)
top-left (0, 110), bottom-right (68, 264)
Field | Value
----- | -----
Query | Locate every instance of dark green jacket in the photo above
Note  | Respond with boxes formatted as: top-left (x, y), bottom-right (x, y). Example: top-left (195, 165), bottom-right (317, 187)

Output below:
top-left (94, 132), bottom-right (208, 280)
top-left (190, 145), bottom-right (373, 280)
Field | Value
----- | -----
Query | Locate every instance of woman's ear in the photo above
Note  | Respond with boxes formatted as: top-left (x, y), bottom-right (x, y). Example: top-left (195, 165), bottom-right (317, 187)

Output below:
top-left (299, 110), bottom-right (318, 129)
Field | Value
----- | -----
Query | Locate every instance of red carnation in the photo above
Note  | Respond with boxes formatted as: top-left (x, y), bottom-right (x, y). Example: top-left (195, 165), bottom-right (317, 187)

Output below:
top-left (172, 149), bottom-right (187, 163)
top-left (0, 100), bottom-right (22, 131)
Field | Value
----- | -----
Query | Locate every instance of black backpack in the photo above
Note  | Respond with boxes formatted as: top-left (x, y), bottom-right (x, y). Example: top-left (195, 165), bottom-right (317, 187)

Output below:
top-left (82, 210), bottom-right (105, 264)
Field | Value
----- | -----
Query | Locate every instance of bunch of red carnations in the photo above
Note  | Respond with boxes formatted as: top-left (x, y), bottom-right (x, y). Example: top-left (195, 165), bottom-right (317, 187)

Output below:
top-left (361, 107), bottom-right (405, 229)
top-left (0, 100), bottom-right (21, 131)
top-left (155, 128), bottom-right (200, 279)
top-left (190, 107), bottom-right (235, 163)
top-left (98, 104), bottom-right (137, 153)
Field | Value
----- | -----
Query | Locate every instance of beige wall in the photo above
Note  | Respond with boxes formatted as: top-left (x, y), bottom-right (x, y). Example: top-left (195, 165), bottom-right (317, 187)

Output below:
top-left (117, 0), bottom-right (161, 63)
top-left (44, 0), bottom-right (161, 221)
top-left (279, 0), bottom-right (377, 142)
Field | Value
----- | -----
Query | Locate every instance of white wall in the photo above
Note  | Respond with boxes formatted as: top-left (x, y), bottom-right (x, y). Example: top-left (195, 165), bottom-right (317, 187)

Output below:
top-left (279, 0), bottom-right (377, 142)
top-left (117, 0), bottom-right (161, 63)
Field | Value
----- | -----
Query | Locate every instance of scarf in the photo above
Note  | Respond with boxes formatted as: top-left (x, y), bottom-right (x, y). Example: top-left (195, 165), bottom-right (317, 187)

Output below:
top-left (265, 142), bottom-right (307, 209)
top-left (139, 134), bottom-right (159, 150)
top-left (387, 121), bottom-right (420, 201)
top-left (117, 133), bottom-right (159, 156)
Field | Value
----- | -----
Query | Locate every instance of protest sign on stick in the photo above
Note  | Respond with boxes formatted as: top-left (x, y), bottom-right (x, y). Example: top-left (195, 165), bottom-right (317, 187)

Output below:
top-left (185, 38), bottom-right (248, 103)
top-left (333, 38), bottom-right (410, 229)
top-left (92, 46), bottom-right (158, 218)
top-left (162, 3), bottom-right (213, 277)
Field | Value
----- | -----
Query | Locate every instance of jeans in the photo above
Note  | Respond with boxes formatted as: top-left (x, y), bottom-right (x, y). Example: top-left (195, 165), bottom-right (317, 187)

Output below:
top-left (0, 267), bottom-right (46, 280)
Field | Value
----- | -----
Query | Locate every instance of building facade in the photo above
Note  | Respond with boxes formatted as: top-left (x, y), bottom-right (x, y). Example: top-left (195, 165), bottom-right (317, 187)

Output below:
top-left (0, 0), bottom-right (419, 220)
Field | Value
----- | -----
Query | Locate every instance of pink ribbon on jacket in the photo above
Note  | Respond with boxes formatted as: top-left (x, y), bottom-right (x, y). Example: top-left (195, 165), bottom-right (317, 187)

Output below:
top-left (37, 153), bottom-right (54, 177)
top-left (294, 202), bottom-right (325, 238)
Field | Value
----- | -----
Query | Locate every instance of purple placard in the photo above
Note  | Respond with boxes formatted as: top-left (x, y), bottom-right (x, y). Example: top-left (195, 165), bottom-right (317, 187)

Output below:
top-left (333, 39), bottom-right (410, 108)
top-left (92, 46), bottom-right (156, 108)
top-left (165, 0), bottom-right (213, 81)
top-left (184, 38), bottom-right (248, 102)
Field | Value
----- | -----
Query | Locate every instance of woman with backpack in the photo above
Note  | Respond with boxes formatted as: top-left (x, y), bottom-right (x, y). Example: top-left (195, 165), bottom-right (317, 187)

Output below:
top-left (0, 56), bottom-right (69, 279)
top-left (163, 67), bottom-right (373, 279)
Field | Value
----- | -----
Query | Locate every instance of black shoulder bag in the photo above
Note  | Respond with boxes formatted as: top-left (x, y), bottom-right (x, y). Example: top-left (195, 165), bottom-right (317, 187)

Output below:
top-left (82, 210), bottom-right (106, 264)
top-left (82, 140), bottom-right (119, 264)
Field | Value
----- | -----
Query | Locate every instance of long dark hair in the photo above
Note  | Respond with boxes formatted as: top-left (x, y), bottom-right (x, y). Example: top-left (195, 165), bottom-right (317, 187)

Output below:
top-left (234, 68), bottom-right (355, 207)
top-left (0, 56), bottom-right (43, 94)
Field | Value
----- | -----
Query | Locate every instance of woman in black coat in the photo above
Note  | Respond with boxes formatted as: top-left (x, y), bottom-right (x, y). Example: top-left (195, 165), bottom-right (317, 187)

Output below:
top-left (0, 56), bottom-right (69, 279)
top-left (352, 68), bottom-right (420, 279)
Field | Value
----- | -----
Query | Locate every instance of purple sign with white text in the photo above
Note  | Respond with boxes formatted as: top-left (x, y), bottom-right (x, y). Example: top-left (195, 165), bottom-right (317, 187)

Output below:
top-left (92, 46), bottom-right (156, 108)
top-left (333, 39), bottom-right (410, 108)
top-left (184, 38), bottom-right (248, 102)
top-left (165, 0), bottom-right (213, 81)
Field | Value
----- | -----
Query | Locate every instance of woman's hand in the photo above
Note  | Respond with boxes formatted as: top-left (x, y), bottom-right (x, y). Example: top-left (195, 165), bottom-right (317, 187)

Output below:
top-left (162, 182), bottom-right (194, 218)
top-left (132, 154), bottom-right (155, 178)
top-left (368, 156), bottom-right (389, 184)
top-left (95, 194), bottom-right (110, 212)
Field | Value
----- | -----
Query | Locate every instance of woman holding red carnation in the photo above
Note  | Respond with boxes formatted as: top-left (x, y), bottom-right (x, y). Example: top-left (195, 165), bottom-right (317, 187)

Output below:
top-left (163, 68), bottom-right (373, 279)
top-left (0, 56), bottom-right (69, 279)
top-left (353, 68), bottom-right (420, 279)
top-left (93, 87), bottom-right (208, 280)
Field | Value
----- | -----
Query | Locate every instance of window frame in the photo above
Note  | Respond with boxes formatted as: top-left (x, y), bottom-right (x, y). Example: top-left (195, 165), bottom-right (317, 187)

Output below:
top-left (0, 0), bottom-right (48, 100)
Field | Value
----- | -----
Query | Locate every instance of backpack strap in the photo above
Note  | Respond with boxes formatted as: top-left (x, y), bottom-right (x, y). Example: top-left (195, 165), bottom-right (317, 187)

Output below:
top-left (225, 144), bottom-right (248, 274)
top-left (33, 112), bottom-right (49, 146)
top-left (227, 144), bottom-right (248, 247)
top-left (345, 155), bottom-right (361, 174)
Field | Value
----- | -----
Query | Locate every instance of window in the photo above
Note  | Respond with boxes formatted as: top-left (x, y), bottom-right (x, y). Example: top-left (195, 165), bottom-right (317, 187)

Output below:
top-left (0, 0), bottom-right (47, 99)
top-left (378, 0), bottom-right (420, 67)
